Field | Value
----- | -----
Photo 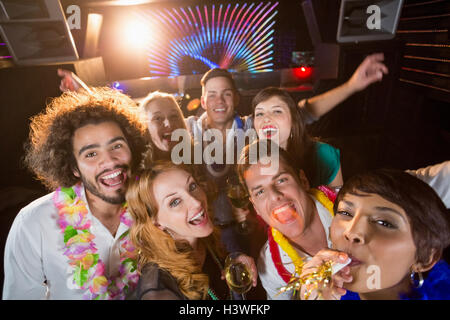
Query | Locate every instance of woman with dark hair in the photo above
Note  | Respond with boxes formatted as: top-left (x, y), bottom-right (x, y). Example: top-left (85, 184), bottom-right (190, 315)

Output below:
top-left (252, 87), bottom-right (342, 188)
top-left (299, 169), bottom-right (450, 300)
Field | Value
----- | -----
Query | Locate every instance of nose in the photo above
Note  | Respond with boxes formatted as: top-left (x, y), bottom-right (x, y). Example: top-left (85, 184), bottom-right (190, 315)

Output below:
top-left (218, 94), bottom-right (226, 103)
top-left (262, 113), bottom-right (273, 124)
top-left (187, 192), bottom-right (203, 212)
top-left (343, 215), bottom-right (366, 244)
top-left (268, 185), bottom-right (283, 203)
top-left (163, 117), bottom-right (170, 128)
top-left (99, 150), bottom-right (117, 169)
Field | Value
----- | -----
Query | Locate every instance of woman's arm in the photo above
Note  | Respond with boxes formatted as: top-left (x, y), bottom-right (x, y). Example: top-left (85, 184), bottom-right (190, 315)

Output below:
top-left (299, 53), bottom-right (389, 119)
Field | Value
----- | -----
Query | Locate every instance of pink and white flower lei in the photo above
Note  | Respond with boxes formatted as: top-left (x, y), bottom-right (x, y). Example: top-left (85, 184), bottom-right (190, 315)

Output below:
top-left (53, 184), bottom-right (139, 300)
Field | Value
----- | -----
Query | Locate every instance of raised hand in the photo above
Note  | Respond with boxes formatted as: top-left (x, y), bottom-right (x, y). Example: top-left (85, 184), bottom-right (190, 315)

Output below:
top-left (347, 53), bottom-right (389, 93)
top-left (57, 69), bottom-right (81, 92)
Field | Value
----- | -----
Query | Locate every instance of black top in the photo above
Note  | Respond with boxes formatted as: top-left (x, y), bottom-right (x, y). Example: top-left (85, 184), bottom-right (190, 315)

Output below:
top-left (134, 249), bottom-right (231, 300)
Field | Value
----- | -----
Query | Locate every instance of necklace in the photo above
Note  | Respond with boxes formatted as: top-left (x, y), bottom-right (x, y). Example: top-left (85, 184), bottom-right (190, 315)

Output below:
top-left (53, 183), bottom-right (139, 299)
top-left (203, 240), bottom-right (233, 300)
top-left (268, 187), bottom-right (335, 284)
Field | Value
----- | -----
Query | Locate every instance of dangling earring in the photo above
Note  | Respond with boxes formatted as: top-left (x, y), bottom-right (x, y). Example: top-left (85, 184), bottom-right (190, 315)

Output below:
top-left (410, 270), bottom-right (424, 289)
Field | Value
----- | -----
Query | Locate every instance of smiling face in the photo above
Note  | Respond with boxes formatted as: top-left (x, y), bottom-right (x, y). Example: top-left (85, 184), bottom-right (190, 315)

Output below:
top-left (72, 121), bottom-right (132, 204)
top-left (146, 98), bottom-right (186, 152)
top-left (253, 96), bottom-right (292, 149)
top-left (331, 191), bottom-right (417, 293)
top-left (152, 168), bottom-right (213, 246)
top-left (243, 158), bottom-right (314, 240)
top-left (201, 76), bottom-right (238, 127)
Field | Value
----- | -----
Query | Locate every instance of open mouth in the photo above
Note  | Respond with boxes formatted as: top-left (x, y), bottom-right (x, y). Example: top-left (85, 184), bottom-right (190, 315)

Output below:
top-left (213, 107), bottom-right (226, 113)
top-left (99, 169), bottom-right (126, 188)
top-left (262, 125), bottom-right (277, 138)
top-left (161, 132), bottom-right (172, 142)
top-left (188, 209), bottom-right (208, 226)
top-left (271, 203), bottom-right (298, 224)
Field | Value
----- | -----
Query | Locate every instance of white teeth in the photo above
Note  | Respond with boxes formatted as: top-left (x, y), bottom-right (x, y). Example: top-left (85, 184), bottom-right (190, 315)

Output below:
top-left (189, 210), bottom-right (204, 222)
top-left (263, 128), bottom-right (277, 134)
top-left (274, 203), bottom-right (295, 215)
top-left (214, 108), bottom-right (225, 112)
top-left (102, 171), bottom-right (121, 180)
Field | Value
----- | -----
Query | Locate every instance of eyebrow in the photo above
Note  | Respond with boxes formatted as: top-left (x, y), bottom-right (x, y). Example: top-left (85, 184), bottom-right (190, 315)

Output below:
top-left (164, 175), bottom-right (192, 200)
top-left (339, 200), bottom-right (406, 221)
top-left (255, 104), bottom-right (284, 110)
top-left (249, 171), bottom-right (288, 192)
top-left (78, 136), bottom-right (127, 156)
top-left (207, 88), bottom-right (233, 93)
top-left (373, 206), bottom-right (406, 221)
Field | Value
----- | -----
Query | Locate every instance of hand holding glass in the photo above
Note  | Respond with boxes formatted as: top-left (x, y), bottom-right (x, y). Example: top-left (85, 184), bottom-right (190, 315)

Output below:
top-left (224, 252), bottom-right (253, 297)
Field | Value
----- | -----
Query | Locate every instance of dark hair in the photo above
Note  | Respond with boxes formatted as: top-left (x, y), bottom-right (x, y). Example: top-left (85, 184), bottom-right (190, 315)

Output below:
top-left (251, 87), bottom-right (316, 184)
top-left (335, 168), bottom-right (450, 265)
top-left (237, 139), bottom-right (300, 192)
top-left (200, 68), bottom-right (238, 92)
top-left (24, 87), bottom-right (149, 190)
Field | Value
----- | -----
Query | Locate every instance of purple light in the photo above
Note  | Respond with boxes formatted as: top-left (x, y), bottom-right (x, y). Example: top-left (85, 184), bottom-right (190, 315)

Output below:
top-left (141, 1), bottom-right (279, 76)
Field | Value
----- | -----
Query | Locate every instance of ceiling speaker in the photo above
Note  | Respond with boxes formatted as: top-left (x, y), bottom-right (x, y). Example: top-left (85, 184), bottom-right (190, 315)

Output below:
top-left (337, 0), bottom-right (404, 43)
top-left (0, 0), bottom-right (78, 65)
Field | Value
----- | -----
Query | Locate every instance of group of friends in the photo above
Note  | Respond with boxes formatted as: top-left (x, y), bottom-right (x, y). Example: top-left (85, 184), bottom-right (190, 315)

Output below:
top-left (2, 53), bottom-right (449, 300)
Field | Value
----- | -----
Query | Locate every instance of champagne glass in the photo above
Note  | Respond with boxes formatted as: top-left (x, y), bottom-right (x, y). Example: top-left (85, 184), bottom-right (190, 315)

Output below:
top-left (226, 175), bottom-right (250, 234)
top-left (224, 252), bottom-right (253, 299)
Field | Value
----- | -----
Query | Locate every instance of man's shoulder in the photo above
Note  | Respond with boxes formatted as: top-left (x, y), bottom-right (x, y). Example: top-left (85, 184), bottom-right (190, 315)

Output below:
top-left (15, 192), bottom-right (57, 224)
top-left (257, 241), bottom-right (272, 269)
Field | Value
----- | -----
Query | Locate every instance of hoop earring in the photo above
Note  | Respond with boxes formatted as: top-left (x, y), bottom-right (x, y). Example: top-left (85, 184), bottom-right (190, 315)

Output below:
top-left (410, 270), bottom-right (424, 289)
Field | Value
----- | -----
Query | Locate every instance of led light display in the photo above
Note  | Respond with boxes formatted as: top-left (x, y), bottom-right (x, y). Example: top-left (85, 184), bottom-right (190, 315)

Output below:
top-left (135, 2), bottom-right (279, 77)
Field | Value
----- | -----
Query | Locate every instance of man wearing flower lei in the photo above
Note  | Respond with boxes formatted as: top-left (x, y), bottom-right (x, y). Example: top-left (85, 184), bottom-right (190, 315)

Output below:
top-left (238, 140), bottom-right (337, 300)
top-left (3, 88), bottom-right (148, 299)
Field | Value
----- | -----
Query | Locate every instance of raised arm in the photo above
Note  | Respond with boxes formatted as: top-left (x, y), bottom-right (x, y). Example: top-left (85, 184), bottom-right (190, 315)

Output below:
top-left (57, 68), bottom-right (92, 93)
top-left (299, 53), bottom-right (389, 119)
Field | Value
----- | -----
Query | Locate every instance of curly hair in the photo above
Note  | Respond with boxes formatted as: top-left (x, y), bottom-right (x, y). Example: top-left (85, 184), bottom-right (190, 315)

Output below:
top-left (126, 161), bottom-right (224, 300)
top-left (24, 87), bottom-right (149, 190)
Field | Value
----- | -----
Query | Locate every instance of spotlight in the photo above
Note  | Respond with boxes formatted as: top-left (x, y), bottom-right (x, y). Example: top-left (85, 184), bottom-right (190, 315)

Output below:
top-left (121, 18), bottom-right (152, 50)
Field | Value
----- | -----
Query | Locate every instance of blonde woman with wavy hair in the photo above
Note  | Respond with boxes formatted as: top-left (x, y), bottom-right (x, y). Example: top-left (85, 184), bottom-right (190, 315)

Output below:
top-left (139, 91), bottom-right (188, 162)
top-left (127, 161), bottom-right (257, 300)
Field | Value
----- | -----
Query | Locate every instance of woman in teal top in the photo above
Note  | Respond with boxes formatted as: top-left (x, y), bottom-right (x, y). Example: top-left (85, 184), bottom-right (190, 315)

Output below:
top-left (251, 87), bottom-right (342, 188)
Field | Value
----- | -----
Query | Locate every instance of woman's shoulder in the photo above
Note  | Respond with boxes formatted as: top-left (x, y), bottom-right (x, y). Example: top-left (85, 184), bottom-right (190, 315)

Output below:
top-left (135, 262), bottom-right (186, 300)
top-left (404, 260), bottom-right (450, 300)
top-left (311, 141), bottom-right (341, 186)
top-left (313, 141), bottom-right (340, 156)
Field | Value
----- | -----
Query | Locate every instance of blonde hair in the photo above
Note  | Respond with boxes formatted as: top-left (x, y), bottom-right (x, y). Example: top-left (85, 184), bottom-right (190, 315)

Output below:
top-left (139, 91), bottom-right (187, 130)
top-left (126, 161), bottom-right (223, 300)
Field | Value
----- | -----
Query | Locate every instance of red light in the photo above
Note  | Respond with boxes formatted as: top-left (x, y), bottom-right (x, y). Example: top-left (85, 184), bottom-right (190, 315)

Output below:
top-left (293, 66), bottom-right (312, 79)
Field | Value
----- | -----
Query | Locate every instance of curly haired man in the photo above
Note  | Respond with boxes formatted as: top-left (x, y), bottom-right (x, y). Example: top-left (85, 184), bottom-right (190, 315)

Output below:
top-left (3, 88), bottom-right (148, 299)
